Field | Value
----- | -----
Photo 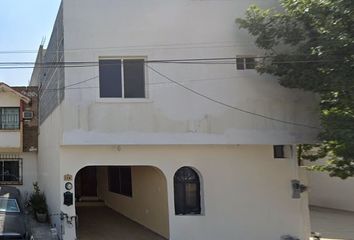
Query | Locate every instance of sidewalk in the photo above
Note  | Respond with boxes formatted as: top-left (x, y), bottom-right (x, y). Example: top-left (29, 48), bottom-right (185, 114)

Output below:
top-left (26, 213), bottom-right (57, 240)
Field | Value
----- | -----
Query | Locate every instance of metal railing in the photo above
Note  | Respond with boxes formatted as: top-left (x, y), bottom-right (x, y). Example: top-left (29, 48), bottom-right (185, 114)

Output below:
top-left (0, 114), bottom-right (20, 130)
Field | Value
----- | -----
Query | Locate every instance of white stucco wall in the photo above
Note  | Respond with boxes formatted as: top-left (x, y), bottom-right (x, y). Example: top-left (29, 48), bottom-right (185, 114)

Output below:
top-left (60, 145), bottom-right (310, 240)
top-left (299, 168), bottom-right (311, 237)
top-left (0, 131), bottom-right (21, 148)
top-left (97, 166), bottom-right (169, 238)
top-left (37, 106), bottom-right (63, 234)
top-left (60, 0), bottom-right (319, 145)
top-left (308, 170), bottom-right (354, 212)
top-left (16, 152), bottom-right (38, 199)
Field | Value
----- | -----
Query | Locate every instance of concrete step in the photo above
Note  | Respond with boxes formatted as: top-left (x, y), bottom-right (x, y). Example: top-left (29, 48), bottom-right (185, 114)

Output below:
top-left (76, 201), bottom-right (105, 207)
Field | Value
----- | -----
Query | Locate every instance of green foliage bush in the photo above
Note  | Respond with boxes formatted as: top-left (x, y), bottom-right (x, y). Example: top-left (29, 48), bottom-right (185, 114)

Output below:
top-left (28, 182), bottom-right (48, 215)
top-left (237, 0), bottom-right (354, 178)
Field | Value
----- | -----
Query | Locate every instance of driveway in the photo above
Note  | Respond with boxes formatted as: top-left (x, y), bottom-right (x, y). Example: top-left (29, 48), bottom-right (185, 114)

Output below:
top-left (76, 206), bottom-right (167, 240)
top-left (310, 206), bottom-right (354, 240)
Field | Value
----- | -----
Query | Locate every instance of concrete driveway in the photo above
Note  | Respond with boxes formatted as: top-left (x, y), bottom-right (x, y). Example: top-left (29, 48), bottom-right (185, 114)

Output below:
top-left (310, 206), bottom-right (354, 240)
top-left (76, 206), bottom-right (167, 240)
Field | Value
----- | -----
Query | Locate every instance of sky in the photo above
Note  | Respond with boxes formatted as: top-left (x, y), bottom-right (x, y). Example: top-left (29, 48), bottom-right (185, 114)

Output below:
top-left (0, 0), bottom-right (61, 86)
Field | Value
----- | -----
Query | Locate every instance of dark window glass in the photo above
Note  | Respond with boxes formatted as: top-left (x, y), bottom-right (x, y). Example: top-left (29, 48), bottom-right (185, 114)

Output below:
top-left (3, 161), bottom-right (20, 181)
top-left (108, 166), bottom-right (132, 197)
top-left (274, 145), bottom-right (285, 158)
top-left (99, 58), bottom-right (146, 98)
top-left (245, 58), bottom-right (256, 69)
top-left (174, 167), bottom-right (201, 215)
top-left (120, 167), bottom-right (132, 196)
top-left (124, 59), bottom-right (145, 98)
top-left (236, 58), bottom-right (245, 70)
top-left (108, 167), bottom-right (120, 193)
top-left (0, 162), bottom-right (3, 181)
top-left (0, 108), bottom-right (20, 130)
top-left (236, 57), bottom-right (256, 70)
top-left (99, 60), bottom-right (122, 97)
top-left (0, 160), bottom-right (21, 183)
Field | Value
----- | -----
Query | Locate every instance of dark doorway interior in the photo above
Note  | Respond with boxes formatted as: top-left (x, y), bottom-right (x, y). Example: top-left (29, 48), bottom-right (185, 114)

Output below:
top-left (75, 166), bottom-right (97, 200)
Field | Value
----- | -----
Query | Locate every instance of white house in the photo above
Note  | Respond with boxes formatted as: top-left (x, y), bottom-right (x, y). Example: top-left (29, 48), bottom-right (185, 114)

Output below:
top-left (29, 0), bottom-right (319, 239)
top-left (0, 83), bottom-right (38, 198)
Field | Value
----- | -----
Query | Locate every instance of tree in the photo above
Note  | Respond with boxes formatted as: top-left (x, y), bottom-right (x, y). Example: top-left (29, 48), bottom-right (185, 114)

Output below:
top-left (236, 0), bottom-right (354, 178)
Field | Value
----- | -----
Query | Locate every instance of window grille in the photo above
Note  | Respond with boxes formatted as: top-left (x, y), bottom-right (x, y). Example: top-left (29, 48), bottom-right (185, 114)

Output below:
top-left (174, 167), bottom-right (201, 215)
top-left (0, 154), bottom-right (23, 185)
top-left (0, 108), bottom-right (20, 130)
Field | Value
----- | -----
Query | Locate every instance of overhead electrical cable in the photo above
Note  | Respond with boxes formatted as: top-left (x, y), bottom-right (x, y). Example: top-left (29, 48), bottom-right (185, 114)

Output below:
top-left (0, 56), bottom-right (347, 70)
top-left (35, 68), bottom-right (352, 129)
top-left (145, 64), bottom-right (320, 130)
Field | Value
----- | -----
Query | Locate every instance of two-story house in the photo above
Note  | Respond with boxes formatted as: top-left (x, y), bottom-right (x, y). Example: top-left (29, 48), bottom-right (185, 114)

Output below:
top-left (0, 83), bottom-right (38, 196)
top-left (29, 0), bottom-right (319, 240)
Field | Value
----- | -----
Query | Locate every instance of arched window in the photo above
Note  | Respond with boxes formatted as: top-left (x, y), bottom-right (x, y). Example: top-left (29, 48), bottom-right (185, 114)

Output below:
top-left (174, 167), bottom-right (201, 215)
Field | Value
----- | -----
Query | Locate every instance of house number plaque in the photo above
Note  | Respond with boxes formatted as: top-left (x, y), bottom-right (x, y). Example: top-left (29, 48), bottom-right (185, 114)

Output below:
top-left (64, 174), bottom-right (73, 181)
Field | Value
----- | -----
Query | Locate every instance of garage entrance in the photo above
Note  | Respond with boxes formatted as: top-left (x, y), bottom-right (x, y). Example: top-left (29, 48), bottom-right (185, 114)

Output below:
top-left (75, 166), bottom-right (169, 240)
top-left (75, 166), bottom-right (98, 201)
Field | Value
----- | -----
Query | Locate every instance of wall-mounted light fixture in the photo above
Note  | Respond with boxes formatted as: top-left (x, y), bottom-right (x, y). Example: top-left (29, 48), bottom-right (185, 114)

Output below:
top-left (291, 179), bottom-right (308, 199)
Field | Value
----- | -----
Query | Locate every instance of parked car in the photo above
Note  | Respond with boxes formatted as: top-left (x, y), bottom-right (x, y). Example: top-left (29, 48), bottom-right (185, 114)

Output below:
top-left (0, 186), bottom-right (32, 240)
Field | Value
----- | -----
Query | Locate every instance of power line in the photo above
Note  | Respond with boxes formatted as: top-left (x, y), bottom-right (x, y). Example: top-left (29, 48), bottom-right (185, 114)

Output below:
top-left (40, 75), bottom-right (243, 93)
top-left (0, 56), bottom-right (346, 65)
top-left (65, 75), bottom-right (99, 89)
top-left (145, 64), bottom-right (320, 129)
top-left (0, 57), bottom-right (346, 70)
top-left (0, 40), bottom-right (350, 55)
top-left (0, 57), bottom-right (237, 65)
top-left (39, 75), bottom-right (99, 95)
top-left (0, 41), bottom-right (242, 55)
top-left (35, 68), bottom-right (354, 130)
top-left (39, 74), bottom-right (353, 94)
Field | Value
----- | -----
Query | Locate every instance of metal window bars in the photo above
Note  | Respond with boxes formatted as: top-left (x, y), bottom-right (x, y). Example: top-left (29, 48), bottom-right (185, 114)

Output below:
top-left (0, 154), bottom-right (23, 185)
top-left (0, 113), bottom-right (20, 129)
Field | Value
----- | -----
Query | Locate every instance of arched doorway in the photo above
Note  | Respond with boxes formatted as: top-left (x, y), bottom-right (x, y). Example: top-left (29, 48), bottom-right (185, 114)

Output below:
top-left (75, 166), bottom-right (98, 202)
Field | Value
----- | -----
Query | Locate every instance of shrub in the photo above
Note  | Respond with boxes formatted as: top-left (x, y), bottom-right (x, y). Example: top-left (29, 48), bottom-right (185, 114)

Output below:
top-left (28, 182), bottom-right (48, 215)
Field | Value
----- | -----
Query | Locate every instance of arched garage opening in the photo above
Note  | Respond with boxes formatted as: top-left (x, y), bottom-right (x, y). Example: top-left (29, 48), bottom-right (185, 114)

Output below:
top-left (75, 165), bottom-right (169, 240)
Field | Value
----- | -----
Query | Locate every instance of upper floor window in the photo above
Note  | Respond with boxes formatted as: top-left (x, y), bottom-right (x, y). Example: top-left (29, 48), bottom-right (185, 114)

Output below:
top-left (273, 145), bottom-right (293, 159)
top-left (99, 58), bottom-right (146, 98)
top-left (174, 167), bottom-right (201, 215)
top-left (0, 108), bottom-right (20, 130)
top-left (273, 145), bottom-right (285, 158)
top-left (236, 56), bottom-right (256, 70)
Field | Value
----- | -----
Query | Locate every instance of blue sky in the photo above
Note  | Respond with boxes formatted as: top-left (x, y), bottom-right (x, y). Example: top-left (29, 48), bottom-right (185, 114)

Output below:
top-left (0, 0), bottom-right (61, 86)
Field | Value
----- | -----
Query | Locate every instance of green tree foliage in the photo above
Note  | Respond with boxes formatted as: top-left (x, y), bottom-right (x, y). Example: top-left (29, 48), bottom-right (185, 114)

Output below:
top-left (236, 0), bottom-right (354, 178)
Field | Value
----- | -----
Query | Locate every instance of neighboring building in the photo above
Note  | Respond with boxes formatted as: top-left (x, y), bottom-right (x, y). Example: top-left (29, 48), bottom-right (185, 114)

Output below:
top-left (307, 161), bottom-right (354, 212)
top-left (29, 0), bottom-right (319, 240)
top-left (0, 83), bottom-right (38, 197)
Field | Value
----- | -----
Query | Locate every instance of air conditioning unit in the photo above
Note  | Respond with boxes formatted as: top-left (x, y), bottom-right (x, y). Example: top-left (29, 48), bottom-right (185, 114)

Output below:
top-left (23, 111), bottom-right (33, 120)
